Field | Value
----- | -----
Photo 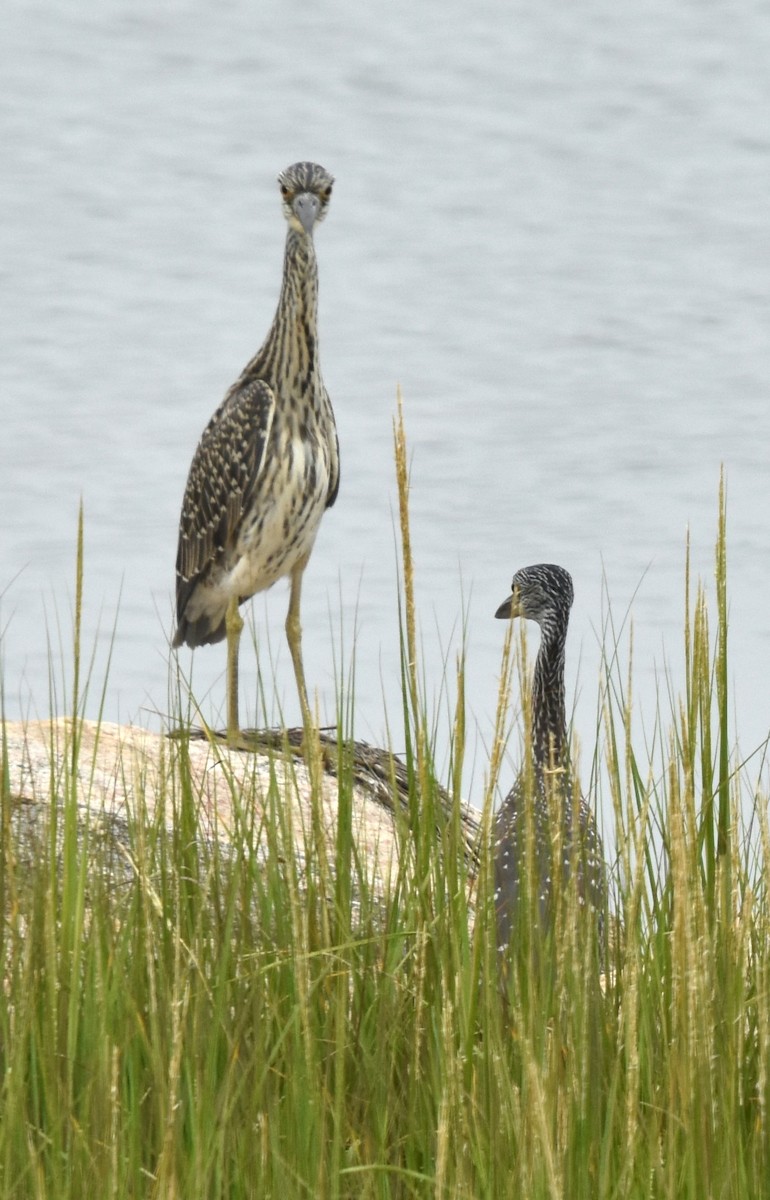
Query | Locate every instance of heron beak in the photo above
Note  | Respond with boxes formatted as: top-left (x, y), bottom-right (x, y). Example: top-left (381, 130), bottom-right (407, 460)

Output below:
top-left (495, 592), bottom-right (521, 620)
top-left (495, 595), bottom-right (512, 620)
top-left (293, 192), bottom-right (321, 234)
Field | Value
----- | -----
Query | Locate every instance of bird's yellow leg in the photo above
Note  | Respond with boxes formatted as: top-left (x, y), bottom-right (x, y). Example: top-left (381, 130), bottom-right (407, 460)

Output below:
top-left (286, 563), bottom-right (325, 796)
top-left (286, 563), bottom-right (313, 735)
top-left (225, 594), bottom-right (244, 747)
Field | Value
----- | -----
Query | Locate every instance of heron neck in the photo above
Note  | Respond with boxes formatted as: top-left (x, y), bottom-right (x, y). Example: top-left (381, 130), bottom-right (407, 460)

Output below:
top-left (251, 228), bottom-right (320, 391)
top-left (531, 623), bottom-right (568, 772)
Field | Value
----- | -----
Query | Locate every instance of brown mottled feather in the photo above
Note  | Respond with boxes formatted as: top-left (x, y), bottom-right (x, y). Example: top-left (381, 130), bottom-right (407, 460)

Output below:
top-left (174, 380), bottom-right (275, 647)
top-left (492, 564), bottom-right (606, 956)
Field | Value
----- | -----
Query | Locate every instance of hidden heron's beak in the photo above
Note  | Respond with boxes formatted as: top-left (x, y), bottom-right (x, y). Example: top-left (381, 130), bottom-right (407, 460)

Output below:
top-left (495, 592), bottom-right (521, 620)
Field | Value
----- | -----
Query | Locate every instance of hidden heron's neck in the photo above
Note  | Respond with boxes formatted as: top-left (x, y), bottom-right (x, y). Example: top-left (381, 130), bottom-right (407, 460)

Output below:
top-left (531, 621), bottom-right (569, 773)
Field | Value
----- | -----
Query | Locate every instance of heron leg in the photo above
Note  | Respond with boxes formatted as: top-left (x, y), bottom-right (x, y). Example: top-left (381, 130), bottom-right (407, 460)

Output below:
top-left (286, 561), bottom-right (313, 733)
top-left (225, 594), bottom-right (244, 746)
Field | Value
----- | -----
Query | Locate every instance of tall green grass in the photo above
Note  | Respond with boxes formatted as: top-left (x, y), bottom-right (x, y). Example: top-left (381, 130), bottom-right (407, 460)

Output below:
top-left (1, 441), bottom-right (768, 1197)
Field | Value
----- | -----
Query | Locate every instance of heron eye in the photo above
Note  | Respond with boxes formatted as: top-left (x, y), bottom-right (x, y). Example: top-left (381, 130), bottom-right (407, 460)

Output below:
top-left (323, 186), bottom-right (332, 199)
top-left (280, 184), bottom-right (290, 198)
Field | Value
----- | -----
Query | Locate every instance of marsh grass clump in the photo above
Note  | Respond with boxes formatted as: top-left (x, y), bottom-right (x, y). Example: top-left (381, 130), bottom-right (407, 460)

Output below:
top-left (0, 452), bottom-right (768, 1197)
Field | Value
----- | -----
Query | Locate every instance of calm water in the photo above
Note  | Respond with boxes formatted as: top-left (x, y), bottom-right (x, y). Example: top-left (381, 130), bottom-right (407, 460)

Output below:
top-left (3, 1), bottom-right (770, 821)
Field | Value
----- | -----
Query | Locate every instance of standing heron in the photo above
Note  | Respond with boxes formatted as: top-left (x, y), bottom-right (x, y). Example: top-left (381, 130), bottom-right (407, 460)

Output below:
top-left (493, 564), bottom-right (606, 956)
top-left (173, 162), bottom-right (339, 746)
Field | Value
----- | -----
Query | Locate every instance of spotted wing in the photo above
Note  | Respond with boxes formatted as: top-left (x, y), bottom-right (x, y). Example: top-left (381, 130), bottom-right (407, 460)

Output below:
top-left (174, 378), bottom-right (275, 643)
top-left (325, 388), bottom-right (341, 509)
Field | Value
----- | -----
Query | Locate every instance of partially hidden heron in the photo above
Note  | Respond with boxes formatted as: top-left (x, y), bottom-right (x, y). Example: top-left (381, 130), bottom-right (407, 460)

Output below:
top-left (173, 162), bottom-right (339, 746)
top-left (493, 563), bottom-right (606, 956)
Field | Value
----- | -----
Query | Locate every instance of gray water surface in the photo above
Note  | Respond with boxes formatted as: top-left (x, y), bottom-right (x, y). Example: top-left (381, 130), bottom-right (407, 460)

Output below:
top-left (3, 1), bottom-right (770, 820)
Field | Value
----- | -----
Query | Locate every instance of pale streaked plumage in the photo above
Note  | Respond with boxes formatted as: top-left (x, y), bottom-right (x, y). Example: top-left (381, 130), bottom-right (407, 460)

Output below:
top-left (173, 162), bottom-right (339, 743)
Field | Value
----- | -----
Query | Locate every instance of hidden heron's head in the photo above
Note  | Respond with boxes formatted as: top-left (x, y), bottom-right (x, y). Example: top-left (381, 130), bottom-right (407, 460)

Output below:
top-left (495, 563), bottom-right (574, 635)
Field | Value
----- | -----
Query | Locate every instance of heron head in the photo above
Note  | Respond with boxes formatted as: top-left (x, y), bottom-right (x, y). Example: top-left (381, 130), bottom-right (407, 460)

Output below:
top-left (278, 162), bottom-right (334, 235)
top-left (495, 563), bottom-right (574, 628)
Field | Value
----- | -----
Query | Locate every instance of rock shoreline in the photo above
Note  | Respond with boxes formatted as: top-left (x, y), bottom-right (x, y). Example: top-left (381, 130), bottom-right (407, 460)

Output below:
top-left (2, 720), bottom-right (482, 900)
